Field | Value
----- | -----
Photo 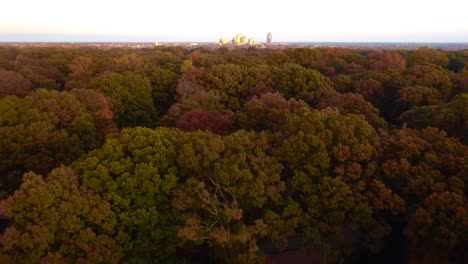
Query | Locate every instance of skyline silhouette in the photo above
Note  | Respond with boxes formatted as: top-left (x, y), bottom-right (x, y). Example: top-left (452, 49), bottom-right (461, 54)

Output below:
top-left (1, 0), bottom-right (467, 42)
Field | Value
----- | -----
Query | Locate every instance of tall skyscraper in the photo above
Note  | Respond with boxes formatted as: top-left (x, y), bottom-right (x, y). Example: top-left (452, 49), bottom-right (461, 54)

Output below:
top-left (267, 32), bottom-right (272, 44)
top-left (240, 35), bottom-right (247, 44)
top-left (236, 34), bottom-right (244, 43)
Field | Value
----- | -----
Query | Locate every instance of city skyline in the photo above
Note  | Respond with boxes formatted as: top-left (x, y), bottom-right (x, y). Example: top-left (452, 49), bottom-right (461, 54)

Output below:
top-left (1, 0), bottom-right (467, 42)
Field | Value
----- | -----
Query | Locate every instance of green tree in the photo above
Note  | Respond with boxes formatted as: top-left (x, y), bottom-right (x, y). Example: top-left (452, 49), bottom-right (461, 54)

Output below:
top-left (174, 130), bottom-right (285, 262)
top-left (272, 63), bottom-right (331, 98)
top-left (202, 64), bottom-right (258, 109)
top-left (71, 127), bottom-right (289, 262)
top-left (408, 47), bottom-right (449, 67)
top-left (274, 107), bottom-right (403, 258)
top-left (0, 89), bottom-right (97, 193)
top-left (317, 92), bottom-right (388, 129)
top-left (286, 48), bottom-right (325, 69)
top-left (87, 72), bottom-right (157, 128)
top-left (238, 93), bottom-right (403, 258)
top-left (333, 74), bottom-right (353, 93)
top-left (72, 128), bottom-right (182, 262)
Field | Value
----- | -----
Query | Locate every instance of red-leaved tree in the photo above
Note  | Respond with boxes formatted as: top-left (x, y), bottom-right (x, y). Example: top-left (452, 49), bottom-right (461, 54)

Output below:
top-left (176, 109), bottom-right (234, 135)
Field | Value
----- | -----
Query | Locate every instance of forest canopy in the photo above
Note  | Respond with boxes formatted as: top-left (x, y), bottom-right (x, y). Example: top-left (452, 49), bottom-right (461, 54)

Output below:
top-left (0, 45), bottom-right (466, 263)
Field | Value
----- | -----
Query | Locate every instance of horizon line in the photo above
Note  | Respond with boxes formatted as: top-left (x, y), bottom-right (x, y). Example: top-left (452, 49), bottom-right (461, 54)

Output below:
top-left (1, 40), bottom-right (468, 44)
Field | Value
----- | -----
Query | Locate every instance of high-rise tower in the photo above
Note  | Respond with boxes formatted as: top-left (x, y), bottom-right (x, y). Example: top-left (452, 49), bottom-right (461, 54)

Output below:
top-left (267, 32), bottom-right (272, 44)
top-left (236, 34), bottom-right (243, 43)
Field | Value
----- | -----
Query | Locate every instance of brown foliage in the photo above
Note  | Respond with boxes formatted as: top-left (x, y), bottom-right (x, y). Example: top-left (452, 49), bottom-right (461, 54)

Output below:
top-left (0, 69), bottom-right (31, 98)
top-left (71, 89), bottom-right (118, 138)
top-left (0, 167), bottom-right (121, 263)
top-left (344, 62), bottom-right (366, 75)
top-left (370, 52), bottom-right (407, 71)
top-left (65, 56), bottom-right (93, 90)
top-left (406, 64), bottom-right (453, 99)
top-left (398, 86), bottom-right (442, 108)
top-left (162, 79), bottom-right (222, 125)
top-left (353, 79), bottom-right (384, 108)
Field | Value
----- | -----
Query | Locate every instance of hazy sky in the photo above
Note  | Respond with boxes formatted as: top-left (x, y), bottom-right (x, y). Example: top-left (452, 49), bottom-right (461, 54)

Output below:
top-left (1, 0), bottom-right (467, 42)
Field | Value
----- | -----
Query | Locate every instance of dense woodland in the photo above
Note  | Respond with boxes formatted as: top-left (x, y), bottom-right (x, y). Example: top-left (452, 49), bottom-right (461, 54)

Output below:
top-left (0, 45), bottom-right (466, 263)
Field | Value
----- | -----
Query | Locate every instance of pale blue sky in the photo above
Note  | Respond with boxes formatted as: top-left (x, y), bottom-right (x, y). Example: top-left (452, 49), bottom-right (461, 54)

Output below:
top-left (1, 0), bottom-right (467, 42)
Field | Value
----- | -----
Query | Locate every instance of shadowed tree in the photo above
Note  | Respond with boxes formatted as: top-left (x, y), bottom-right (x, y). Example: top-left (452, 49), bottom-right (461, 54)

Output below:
top-left (400, 94), bottom-right (468, 143)
top-left (451, 70), bottom-right (468, 96)
top-left (380, 127), bottom-right (467, 262)
top-left (447, 56), bottom-right (465, 73)
top-left (404, 192), bottom-right (467, 264)
top-left (353, 79), bottom-right (384, 108)
top-left (148, 66), bottom-right (179, 115)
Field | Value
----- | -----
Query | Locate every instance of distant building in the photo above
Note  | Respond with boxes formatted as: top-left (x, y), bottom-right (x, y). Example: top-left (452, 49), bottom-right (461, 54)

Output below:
top-left (221, 33), bottom-right (258, 46)
top-left (248, 38), bottom-right (258, 45)
top-left (219, 38), bottom-right (227, 45)
top-left (232, 34), bottom-right (247, 45)
top-left (236, 34), bottom-right (244, 43)
top-left (240, 35), bottom-right (247, 44)
top-left (267, 32), bottom-right (272, 44)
